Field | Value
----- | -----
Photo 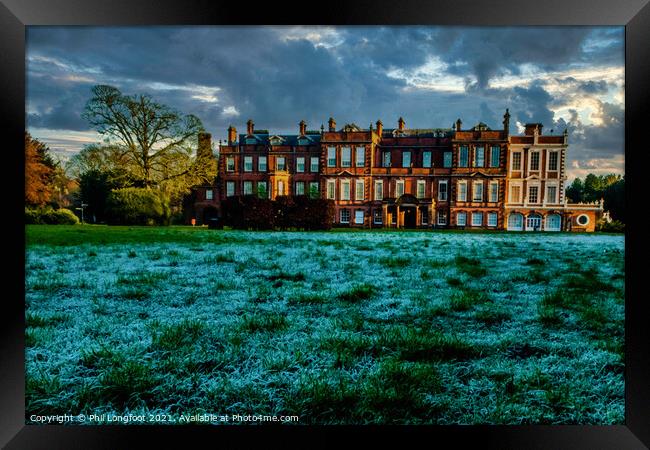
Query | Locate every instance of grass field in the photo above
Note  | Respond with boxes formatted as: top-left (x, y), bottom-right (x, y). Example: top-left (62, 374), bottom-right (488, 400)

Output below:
top-left (25, 225), bottom-right (625, 424)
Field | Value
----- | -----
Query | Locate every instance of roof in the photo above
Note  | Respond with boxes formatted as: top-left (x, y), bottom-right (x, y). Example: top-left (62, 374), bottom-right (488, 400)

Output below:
top-left (239, 133), bottom-right (322, 145)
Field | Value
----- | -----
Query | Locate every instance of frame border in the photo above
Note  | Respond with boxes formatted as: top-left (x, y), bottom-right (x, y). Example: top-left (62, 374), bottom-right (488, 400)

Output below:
top-left (2, 0), bottom-right (648, 448)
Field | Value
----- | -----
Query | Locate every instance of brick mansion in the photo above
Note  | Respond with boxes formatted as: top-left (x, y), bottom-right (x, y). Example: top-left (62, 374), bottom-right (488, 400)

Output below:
top-left (188, 110), bottom-right (603, 231)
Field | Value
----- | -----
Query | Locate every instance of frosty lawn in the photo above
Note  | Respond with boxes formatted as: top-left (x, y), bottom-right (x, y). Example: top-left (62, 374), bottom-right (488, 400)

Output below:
top-left (25, 225), bottom-right (625, 424)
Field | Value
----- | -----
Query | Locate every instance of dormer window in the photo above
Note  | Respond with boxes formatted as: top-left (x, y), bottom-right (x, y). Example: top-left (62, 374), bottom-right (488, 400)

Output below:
top-left (245, 138), bottom-right (257, 145)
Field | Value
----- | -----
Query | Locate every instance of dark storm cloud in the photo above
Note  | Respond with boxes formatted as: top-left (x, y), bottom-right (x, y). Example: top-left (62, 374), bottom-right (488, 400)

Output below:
top-left (26, 26), bottom-right (624, 176)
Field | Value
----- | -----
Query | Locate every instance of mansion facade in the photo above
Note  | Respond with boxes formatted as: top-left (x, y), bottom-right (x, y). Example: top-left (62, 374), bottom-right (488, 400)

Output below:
top-left (188, 110), bottom-right (603, 231)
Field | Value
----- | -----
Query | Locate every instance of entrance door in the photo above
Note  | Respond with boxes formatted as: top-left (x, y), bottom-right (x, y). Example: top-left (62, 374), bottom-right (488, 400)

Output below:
top-left (526, 214), bottom-right (542, 231)
top-left (403, 206), bottom-right (416, 228)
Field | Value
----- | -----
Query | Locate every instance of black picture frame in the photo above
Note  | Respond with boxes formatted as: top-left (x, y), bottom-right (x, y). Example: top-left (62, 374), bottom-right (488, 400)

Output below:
top-left (2, 0), bottom-right (649, 448)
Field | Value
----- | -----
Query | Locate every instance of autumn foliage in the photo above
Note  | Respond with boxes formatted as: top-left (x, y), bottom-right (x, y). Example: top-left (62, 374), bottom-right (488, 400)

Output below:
top-left (25, 133), bottom-right (54, 206)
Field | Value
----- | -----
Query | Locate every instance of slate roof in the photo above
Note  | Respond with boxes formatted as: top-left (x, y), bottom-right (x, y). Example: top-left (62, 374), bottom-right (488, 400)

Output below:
top-left (239, 133), bottom-right (322, 145)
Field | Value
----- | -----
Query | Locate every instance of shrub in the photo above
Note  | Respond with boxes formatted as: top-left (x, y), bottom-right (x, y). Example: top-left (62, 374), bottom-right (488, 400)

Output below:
top-left (105, 188), bottom-right (170, 225)
top-left (596, 219), bottom-right (625, 233)
top-left (25, 207), bottom-right (80, 225)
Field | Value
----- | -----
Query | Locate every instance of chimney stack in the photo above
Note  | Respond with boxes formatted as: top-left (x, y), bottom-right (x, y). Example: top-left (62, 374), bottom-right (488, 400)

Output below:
top-left (398, 117), bottom-right (405, 131)
top-left (456, 118), bottom-right (462, 132)
top-left (376, 120), bottom-right (383, 136)
top-left (227, 125), bottom-right (237, 145)
top-left (328, 117), bottom-right (336, 132)
top-left (503, 108), bottom-right (510, 135)
top-left (299, 120), bottom-right (306, 136)
top-left (247, 119), bottom-right (254, 135)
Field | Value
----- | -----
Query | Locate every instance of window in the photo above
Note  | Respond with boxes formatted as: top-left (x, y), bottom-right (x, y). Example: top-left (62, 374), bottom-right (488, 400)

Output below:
top-left (243, 181), bottom-right (253, 195)
top-left (508, 213), bottom-right (524, 231)
top-left (327, 147), bottom-right (336, 167)
top-left (456, 211), bottom-right (467, 226)
top-left (547, 185), bottom-right (557, 204)
top-left (457, 181), bottom-right (467, 202)
top-left (546, 214), bottom-right (561, 231)
top-left (526, 214), bottom-right (542, 231)
top-left (421, 209), bottom-right (428, 225)
top-left (510, 185), bottom-right (521, 203)
top-left (296, 157), bottom-right (305, 173)
top-left (490, 146), bottom-right (500, 167)
top-left (341, 147), bottom-right (351, 167)
top-left (205, 189), bottom-right (213, 200)
top-left (354, 210), bottom-right (364, 224)
top-left (417, 180), bottom-right (426, 199)
top-left (473, 182), bottom-right (483, 202)
top-left (512, 152), bottom-right (521, 171)
top-left (548, 151), bottom-right (558, 171)
top-left (295, 181), bottom-right (305, 196)
top-left (277, 181), bottom-right (285, 196)
top-left (577, 214), bottom-right (590, 226)
top-left (474, 146), bottom-right (485, 167)
top-left (226, 181), bottom-right (235, 197)
top-left (489, 182), bottom-right (499, 203)
top-left (326, 180), bottom-right (335, 199)
top-left (374, 180), bottom-right (383, 200)
top-left (341, 179), bottom-right (351, 200)
top-left (459, 146), bottom-right (469, 167)
top-left (437, 210), bottom-right (447, 225)
top-left (373, 209), bottom-right (383, 224)
top-left (309, 182), bottom-right (319, 198)
top-left (257, 181), bottom-right (268, 199)
top-left (244, 156), bottom-right (253, 172)
top-left (226, 157), bottom-right (235, 172)
top-left (310, 157), bottom-right (319, 172)
top-left (396, 180), bottom-right (404, 197)
top-left (391, 210), bottom-right (397, 225)
top-left (356, 147), bottom-right (365, 167)
top-left (258, 156), bottom-right (267, 172)
top-left (441, 152), bottom-right (450, 168)
top-left (383, 151), bottom-right (391, 168)
top-left (340, 209), bottom-right (350, 224)
top-left (528, 186), bottom-right (539, 203)
top-left (422, 151), bottom-right (432, 168)
top-left (356, 179), bottom-right (365, 201)
top-left (471, 212), bottom-right (483, 226)
top-left (530, 151), bottom-right (540, 171)
top-left (438, 180), bottom-right (448, 201)
top-left (276, 157), bottom-right (286, 171)
top-left (402, 151), bottom-right (411, 168)
top-left (487, 212), bottom-right (497, 227)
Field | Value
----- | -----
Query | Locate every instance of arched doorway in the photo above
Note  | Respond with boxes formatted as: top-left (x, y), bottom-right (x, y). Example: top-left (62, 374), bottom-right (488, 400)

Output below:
top-left (526, 213), bottom-right (542, 231)
top-left (507, 212), bottom-right (524, 231)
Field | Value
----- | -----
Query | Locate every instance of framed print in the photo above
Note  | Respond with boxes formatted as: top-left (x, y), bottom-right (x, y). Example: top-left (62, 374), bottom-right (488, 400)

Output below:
top-left (2, 0), bottom-right (649, 448)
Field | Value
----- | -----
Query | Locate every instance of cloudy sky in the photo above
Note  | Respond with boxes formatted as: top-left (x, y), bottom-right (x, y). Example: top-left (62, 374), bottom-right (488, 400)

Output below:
top-left (26, 26), bottom-right (624, 180)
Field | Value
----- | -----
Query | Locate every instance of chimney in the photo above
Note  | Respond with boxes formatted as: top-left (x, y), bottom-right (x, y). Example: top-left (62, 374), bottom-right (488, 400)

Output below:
top-left (524, 123), bottom-right (543, 136)
top-left (247, 119), bottom-right (254, 135)
top-left (328, 117), bottom-right (336, 132)
top-left (456, 118), bottom-right (462, 132)
top-left (227, 125), bottom-right (237, 145)
top-left (198, 132), bottom-right (212, 158)
top-left (398, 117), bottom-right (405, 131)
top-left (299, 120), bottom-right (306, 136)
top-left (503, 108), bottom-right (510, 135)
top-left (376, 120), bottom-right (383, 136)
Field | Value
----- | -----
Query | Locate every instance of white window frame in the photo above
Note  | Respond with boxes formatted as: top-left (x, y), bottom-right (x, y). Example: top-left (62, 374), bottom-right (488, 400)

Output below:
top-left (340, 209), bottom-right (350, 224)
top-left (226, 156), bottom-right (235, 172)
top-left (417, 180), bottom-right (426, 199)
top-left (511, 151), bottom-right (522, 172)
top-left (438, 180), bottom-right (448, 201)
top-left (355, 179), bottom-right (365, 201)
top-left (296, 157), bottom-right (305, 173)
top-left (310, 156), bottom-right (319, 172)
top-left (244, 156), bottom-right (253, 172)
top-left (258, 156), bottom-right (267, 172)
top-left (471, 212), bottom-right (483, 227)
top-left (546, 214), bottom-right (561, 231)
top-left (295, 181), bottom-right (305, 196)
top-left (489, 181), bottom-right (499, 203)
top-left (395, 179), bottom-right (405, 197)
top-left (547, 151), bottom-right (559, 172)
top-left (374, 180), bottom-right (383, 201)
top-left (456, 211), bottom-right (467, 226)
top-left (422, 151), bottom-right (432, 168)
top-left (276, 156), bottom-right (286, 171)
top-left (356, 147), bottom-right (365, 167)
top-left (226, 181), bottom-right (235, 197)
top-left (487, 212), bottom-right (497, 227)
top-left (326, 179), bottom-right (336, 199)
top-left (327, 147), bottom-right (336, 167)
top-left (473, 181), bottom-right (484, 202)
top-left (341, 147), bottom-right (351, 168)
top-left (509, 182), bottom-right (522, 203)
top-left (341, 179), bottom-right (351, 200)
top-left (457, 181), bottom-right (467, 202)
top-left (205, 189), bottom-right (213, 200)
top-left (354, 209), bottom-right (364, 224)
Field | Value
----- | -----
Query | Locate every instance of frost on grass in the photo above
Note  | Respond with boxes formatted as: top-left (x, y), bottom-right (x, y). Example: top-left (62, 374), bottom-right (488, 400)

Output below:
top-left (25, 228), bottom-right (624, 424)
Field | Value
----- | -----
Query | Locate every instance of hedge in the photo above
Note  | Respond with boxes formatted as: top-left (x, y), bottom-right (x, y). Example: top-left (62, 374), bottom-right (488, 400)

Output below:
top-left (25, 207), bottom-right (80, 225)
